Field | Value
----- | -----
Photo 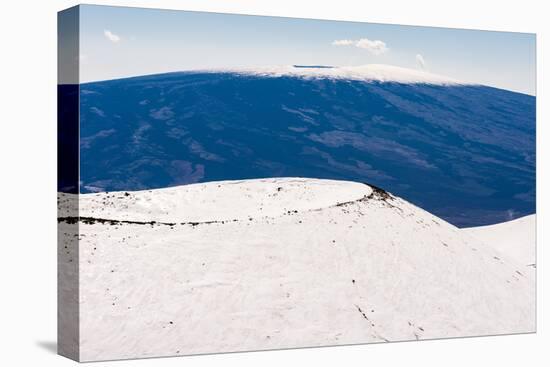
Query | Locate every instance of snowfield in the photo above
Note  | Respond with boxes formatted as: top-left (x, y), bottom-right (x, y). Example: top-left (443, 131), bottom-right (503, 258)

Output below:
top-left (192, 64), bottom-right (467, 85)
top-left (58, 178), bottom-right (535, 362)
top-left (463, 214), bottom-right (536, 270)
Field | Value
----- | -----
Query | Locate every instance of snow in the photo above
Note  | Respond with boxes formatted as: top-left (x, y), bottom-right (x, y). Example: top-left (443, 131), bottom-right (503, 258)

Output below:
top-left (58, 178), bottom-right (534, 362)
top-left (462, 214), bottom-right (536, 269)
top-left (74, 178), bottom-right (371, 223)
top-left (200, 64), bottom-right (468, 85)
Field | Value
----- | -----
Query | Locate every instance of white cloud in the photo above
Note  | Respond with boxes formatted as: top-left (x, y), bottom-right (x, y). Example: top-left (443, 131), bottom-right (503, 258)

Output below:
top-left (104, 30), bottom-right (121, 43)
top-left (416, 54), bottom-right (426, 69)
top-left (331, 39), bottom-right (355, 46)
top-left (355, 39), bottom-right (388, 55)
top-left (331, 37), bottom-right (388, 55)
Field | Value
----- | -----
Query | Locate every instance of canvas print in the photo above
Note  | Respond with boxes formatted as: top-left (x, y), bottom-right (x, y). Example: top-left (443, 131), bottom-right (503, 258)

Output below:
top-left (58, 5), bottom-right (536, 362)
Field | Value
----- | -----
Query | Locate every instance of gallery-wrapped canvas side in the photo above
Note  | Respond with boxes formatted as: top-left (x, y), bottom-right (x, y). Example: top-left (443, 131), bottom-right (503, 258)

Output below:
top-left (57, 5), bottom-right (80, 362)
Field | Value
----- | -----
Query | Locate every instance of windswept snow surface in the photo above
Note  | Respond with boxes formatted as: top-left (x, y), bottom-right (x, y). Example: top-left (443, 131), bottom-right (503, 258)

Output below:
top-left (200, 64), bottom-right (466, 85)
top-left (463, 214), bottom-right (536, 269)
top-left (58, 178), bottom-right (535, 361)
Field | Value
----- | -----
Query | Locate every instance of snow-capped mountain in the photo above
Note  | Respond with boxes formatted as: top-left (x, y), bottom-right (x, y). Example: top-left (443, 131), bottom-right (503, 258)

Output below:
top-left (72, 64), bottom-right (536, 226)
top-left (463, 214), bottom-right (536, 269)
top-left (58, 178), bottom-right (535, 362)
top-left (195, 64), bottom-right (465, 85)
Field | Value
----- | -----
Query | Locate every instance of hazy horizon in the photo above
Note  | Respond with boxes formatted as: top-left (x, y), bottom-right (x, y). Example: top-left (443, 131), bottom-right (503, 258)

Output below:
top-left (73, 5), bottom-right (536, 95)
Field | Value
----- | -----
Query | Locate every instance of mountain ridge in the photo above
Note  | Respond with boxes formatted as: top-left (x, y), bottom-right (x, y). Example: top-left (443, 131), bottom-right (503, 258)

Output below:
top-left (58, 178), bottom-right (535, 361)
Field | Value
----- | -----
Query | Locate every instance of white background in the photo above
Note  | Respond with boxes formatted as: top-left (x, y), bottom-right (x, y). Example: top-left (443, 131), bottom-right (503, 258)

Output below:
top-left (0, 0), bottom-right (547, 365)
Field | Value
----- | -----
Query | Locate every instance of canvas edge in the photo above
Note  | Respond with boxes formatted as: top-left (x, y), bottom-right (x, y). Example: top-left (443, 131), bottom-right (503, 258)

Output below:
top-left (57, 4), bottom-right (81, 362)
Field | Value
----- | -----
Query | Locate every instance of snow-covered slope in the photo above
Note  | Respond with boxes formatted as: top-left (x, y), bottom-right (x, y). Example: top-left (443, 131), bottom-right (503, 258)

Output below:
top-left (200, 64), bottom-right (466, 85)
top-left (463, 214), bottom-right (536, 269)
top-left (58, 178), bottom-right (534, 361)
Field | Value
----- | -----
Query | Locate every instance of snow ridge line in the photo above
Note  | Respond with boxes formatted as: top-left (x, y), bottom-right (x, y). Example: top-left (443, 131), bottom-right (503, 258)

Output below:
top-left (57, 183), bottom-right (401, 227)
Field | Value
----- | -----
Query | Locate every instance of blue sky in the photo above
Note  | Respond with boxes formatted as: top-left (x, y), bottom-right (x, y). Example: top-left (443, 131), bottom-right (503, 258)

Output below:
top-left (78, 4), bottom-right (536, 95)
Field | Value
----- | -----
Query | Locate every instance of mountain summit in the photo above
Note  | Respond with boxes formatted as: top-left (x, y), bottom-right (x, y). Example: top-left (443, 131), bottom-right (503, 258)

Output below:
top-left (58, 178), bottom-right (535, 361)
top-left (198, 64), bottom-right (465, 85)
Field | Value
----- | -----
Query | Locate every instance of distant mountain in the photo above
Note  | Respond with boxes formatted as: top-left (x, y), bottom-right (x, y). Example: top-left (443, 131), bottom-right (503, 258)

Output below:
top-left (58, 178), bottom-right (535, 361)
top-left (74, 65), bottom-right (535, 227)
